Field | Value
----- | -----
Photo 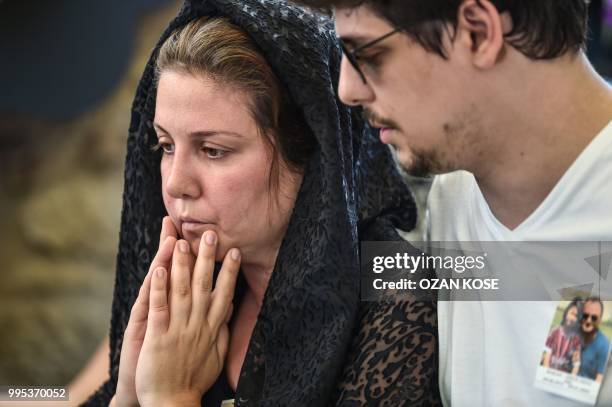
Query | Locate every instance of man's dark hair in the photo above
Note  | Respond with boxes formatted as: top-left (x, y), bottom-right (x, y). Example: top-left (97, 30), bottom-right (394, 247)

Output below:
top-left (298, 0), bottom-right (589, 60)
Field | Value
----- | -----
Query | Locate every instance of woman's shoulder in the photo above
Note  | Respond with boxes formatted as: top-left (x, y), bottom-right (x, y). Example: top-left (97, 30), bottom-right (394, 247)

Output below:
top-left (331, 299), bottom-right (440, 406)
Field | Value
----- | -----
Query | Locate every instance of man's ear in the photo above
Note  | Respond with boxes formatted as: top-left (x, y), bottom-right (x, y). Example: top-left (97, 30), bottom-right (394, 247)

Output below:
top-left (456, 0), bottom-right (505, 69)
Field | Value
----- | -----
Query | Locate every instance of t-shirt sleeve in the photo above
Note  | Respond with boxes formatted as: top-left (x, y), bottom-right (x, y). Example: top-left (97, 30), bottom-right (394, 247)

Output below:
top-left (545, 328), bottom-right (558, 351)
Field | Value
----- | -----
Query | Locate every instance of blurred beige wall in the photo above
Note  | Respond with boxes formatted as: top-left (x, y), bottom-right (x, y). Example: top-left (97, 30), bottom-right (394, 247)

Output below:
top-left (0, 0), bottom-right (181, 390)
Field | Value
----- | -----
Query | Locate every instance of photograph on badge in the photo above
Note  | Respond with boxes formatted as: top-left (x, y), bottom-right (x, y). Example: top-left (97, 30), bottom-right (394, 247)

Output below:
top-left (535, 298), bottom-right (612, 405)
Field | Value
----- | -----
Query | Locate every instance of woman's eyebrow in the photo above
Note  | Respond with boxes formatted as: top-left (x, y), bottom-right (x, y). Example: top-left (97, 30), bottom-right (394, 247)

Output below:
top-left (153, 123), bottom-right (169, 134)
top-left (188, 130), bottom-right (244, 138)
top-left (153, 123), bottom-right (243, 138)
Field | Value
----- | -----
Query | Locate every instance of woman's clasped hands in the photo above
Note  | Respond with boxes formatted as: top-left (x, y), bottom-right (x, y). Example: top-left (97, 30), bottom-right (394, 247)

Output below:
top-left (111, 217), bottom-right (240, 407)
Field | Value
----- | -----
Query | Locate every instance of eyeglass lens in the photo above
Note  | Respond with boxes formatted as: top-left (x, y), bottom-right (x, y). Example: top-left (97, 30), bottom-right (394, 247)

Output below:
top-left (582, 313), bottom-right (599, 322)
top-left (339, 41), bottom-right (367, 84)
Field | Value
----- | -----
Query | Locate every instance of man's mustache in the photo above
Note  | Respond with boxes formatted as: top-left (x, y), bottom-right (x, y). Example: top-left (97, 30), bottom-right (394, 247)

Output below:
top-left (363, 108), bottom-right (400, 130)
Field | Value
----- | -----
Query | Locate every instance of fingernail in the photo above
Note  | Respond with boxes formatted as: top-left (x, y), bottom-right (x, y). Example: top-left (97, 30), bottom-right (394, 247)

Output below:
top-left (205, 232), bottom-right (216, 246)
top-left (231, 248), bottom-right (240, 261)
top-left (156, 267), bottom-right (166, 278)
top-left (179, 240), bottom-right (189, 253)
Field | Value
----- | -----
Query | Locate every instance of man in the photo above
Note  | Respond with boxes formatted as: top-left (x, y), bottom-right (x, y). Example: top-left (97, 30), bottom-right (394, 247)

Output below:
top-left (292, 0), bottom-right (612, 405)
top-left (577, 298), bottom-right (610, 382)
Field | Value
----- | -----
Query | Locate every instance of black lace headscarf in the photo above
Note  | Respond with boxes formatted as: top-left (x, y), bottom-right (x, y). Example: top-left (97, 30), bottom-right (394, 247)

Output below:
top-left (85, 0), bottom-right (419, 405)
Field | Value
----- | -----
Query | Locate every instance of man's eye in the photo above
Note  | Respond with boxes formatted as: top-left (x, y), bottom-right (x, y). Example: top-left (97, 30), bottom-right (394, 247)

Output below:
top-left (356, 53), bottom-right (381, 68)
top-left (203, 147), bottom-right (226, 159)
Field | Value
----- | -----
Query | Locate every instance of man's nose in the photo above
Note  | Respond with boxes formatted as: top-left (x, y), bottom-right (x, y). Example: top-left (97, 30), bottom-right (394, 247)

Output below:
top-left (338, 56), bottom-right (375, 106)
top-left (164, 155), bottom-right (201, 199)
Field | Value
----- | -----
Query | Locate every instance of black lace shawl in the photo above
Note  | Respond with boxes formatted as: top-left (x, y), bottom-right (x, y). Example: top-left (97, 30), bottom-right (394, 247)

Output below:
top-left (83, 0), bottom-right (439, 405)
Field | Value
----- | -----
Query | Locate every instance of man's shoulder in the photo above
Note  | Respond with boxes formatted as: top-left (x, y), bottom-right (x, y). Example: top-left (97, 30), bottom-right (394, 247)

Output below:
top-left (426, 171), bottom-right (479, 241)
top-left (431, 171), bottom-right (475, 193)
top-left (596, 331), bottom-right (610, 348)
top-left (429, 170), bottom-right (475, 202)
top-left (428, 170), bottom-right (476, 215)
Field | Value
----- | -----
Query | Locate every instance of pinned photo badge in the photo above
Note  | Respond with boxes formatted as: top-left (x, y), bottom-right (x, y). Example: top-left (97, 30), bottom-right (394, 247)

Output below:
top-left (535, 298), bottom-right (612, 405)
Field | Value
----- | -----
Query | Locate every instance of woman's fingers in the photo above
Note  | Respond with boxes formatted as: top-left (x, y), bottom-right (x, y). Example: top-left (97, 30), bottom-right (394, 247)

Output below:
top-left (149, 216), bottom-right (179, 274)
top-left (190, 232), bottom-right (217, 325)
top-left (124, 269), bottom-right (153, 340)
top-left (159, 216), bottom-right (179, 246)
top-left (208, 248), bottom-right (240, 334)
top-left (152, 235), bottom-right (177, 270)
top-left (217, 323), bottom-right (230, 362)
top-left (225, 302), bottom-right (234, 324)
top-left (136, 268), bottom-right (154, 317)
top-left (147, 267), bottom-right (170, 334)
top-left (169, 240), bottom-right (194, 328)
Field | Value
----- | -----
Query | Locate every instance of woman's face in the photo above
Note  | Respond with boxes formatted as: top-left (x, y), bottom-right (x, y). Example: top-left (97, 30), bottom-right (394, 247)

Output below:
top-left (154, 71), bottom-right (302, 262)
top-left (565, 305), bottom-right (578, 327)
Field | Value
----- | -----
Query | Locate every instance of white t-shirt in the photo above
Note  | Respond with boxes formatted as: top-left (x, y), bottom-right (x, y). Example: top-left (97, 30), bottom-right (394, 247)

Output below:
top-left (427, 120), bottom-right (612, 406)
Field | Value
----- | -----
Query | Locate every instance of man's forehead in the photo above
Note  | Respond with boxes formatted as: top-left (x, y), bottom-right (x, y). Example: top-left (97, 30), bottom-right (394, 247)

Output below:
top-left (334, 6), bottom-right (394, 41)
top-left (584, 301), bottom-right (602, 312)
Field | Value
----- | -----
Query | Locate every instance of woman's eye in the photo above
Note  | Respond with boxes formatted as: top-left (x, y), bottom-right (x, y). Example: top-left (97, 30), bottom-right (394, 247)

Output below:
top-left (161, 143), bottom-right (174, 154)
top-left (203, 147), bottom-right (226, 159)
top-left (152, 141), bottom-right (174, 154)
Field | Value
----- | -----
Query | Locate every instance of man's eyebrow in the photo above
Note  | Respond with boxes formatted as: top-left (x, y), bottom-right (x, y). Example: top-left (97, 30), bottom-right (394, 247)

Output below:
top-left (339, 35), bottom-right (377, 49)
top-left (341, 34), bottom-right (394, 53)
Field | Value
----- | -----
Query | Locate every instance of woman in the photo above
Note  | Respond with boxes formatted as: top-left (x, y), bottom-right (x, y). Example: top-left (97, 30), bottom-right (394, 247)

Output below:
top-left (85, 0), bottom-right (439, 405)
top-left (542, 299), bottom-right (582, 373)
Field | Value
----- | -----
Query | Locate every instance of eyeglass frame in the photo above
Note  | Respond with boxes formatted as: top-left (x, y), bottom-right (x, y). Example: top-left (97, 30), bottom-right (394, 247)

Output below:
top-left (582, 312), bottom-right (599, 322)
top-left (338, 28), bottom-right (401, 85)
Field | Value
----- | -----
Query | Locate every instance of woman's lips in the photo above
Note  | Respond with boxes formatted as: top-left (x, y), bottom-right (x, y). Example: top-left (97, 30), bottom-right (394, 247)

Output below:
top-left (180, 221), bottom-right (214, 236)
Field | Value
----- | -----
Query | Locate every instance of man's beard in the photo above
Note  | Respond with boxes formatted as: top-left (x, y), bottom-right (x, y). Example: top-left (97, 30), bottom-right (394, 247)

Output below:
top-left (403, 149), bottom-right (440, 178)
top-left (386, 144), bottom-right (438, 178)
top-left (363, 108), bottom-right (449, 178)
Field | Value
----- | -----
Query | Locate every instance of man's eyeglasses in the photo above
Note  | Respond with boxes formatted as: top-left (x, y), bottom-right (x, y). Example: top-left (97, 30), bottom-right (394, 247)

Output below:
top-left (338, 28), bottom-right (401, 84)
top-left (582, 313), bottom-right (599, 322)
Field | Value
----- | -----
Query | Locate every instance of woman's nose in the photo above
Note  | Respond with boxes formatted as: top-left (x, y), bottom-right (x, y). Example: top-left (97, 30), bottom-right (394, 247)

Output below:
top-left (164, 155), bottom-right (201, 199)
